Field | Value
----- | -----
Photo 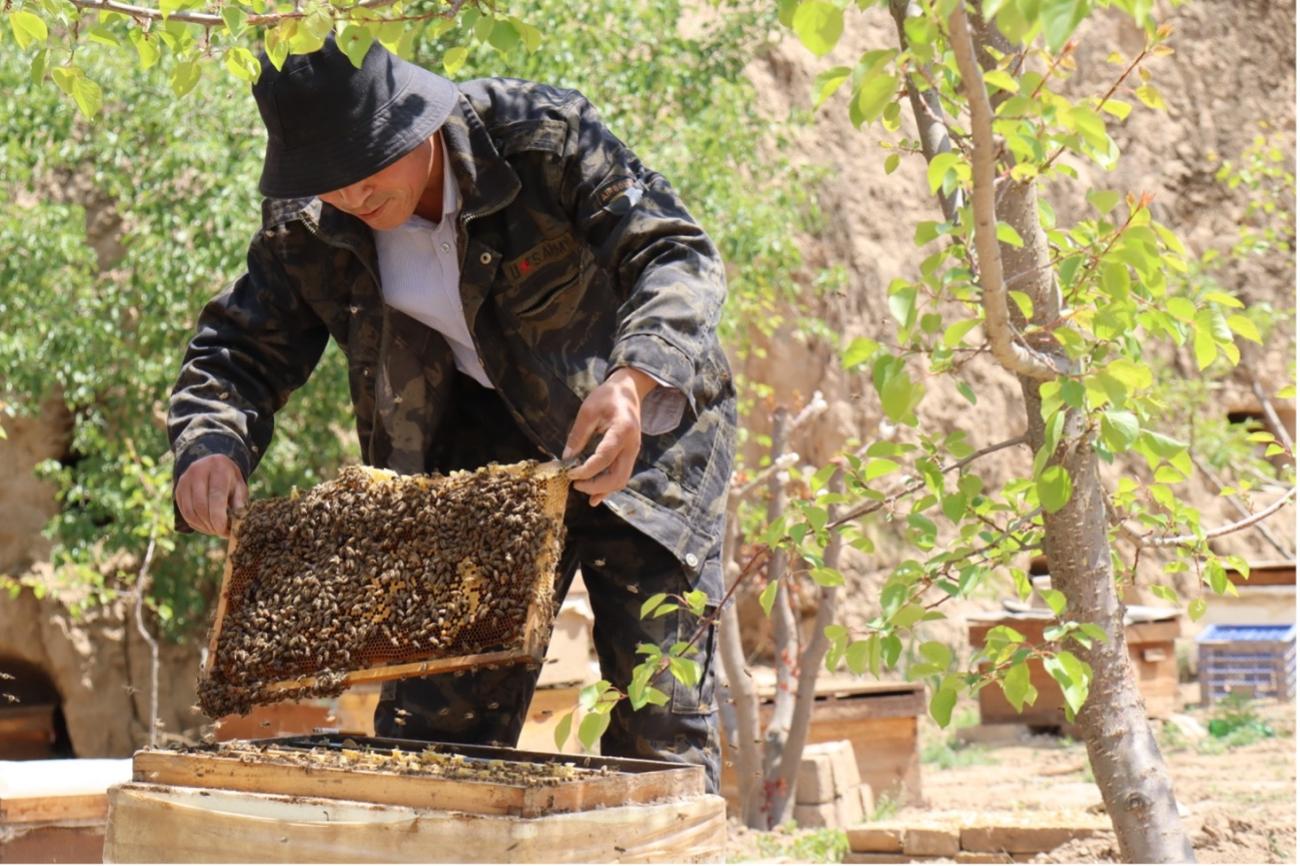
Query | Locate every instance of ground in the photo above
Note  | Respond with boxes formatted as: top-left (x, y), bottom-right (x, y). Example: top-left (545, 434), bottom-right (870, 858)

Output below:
top-left (726, 684), bottom-right (1297, 863)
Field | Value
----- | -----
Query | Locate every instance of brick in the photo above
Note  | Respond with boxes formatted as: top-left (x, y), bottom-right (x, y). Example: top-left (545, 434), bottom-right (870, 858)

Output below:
top-left (903, 827), bottom-right (961, 857)
top-left (844, 854), bottom-right (914, 864)
top-left (846, 825), bottom-right (904, 853)
top-left (954, 852), bottom-right (1014, 864)
top-left (961, 824), bottom-right (1103, 854)
top-left (836, 784), bottom-right (867, 827)
top-left (793, 799), bottom-right (839, 828)
top-left (795, 752), bottom-right (836, 804)
top-left (823, 739), bottom-right (863, 794)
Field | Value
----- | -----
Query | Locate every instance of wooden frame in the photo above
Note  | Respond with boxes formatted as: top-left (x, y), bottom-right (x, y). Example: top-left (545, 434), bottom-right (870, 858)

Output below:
top-left (131, 736), bottom-right (704, 820)
top-left (203, 462), bottom-right (569, 703)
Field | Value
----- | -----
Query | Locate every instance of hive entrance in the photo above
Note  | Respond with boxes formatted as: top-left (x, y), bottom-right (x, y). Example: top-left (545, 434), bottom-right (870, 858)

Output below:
top-left (199, 461), bottom-right (568, 718)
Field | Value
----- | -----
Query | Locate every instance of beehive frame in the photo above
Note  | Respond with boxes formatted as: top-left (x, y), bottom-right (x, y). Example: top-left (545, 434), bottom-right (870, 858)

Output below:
top-left (202, 461), bottom-right (569, 707)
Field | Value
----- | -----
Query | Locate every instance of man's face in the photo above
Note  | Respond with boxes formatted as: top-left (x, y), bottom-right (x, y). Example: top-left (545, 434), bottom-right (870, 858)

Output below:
top-left (318, 135), bottom-right (436, 230)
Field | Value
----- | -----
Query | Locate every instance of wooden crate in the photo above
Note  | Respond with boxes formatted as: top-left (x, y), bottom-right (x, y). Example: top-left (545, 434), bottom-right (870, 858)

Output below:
top-left (202, 462), bottom-right (569, 708)
top-left (105, 736), bottom-right (724, 862)
top-left (0, 758), bottom-right (131, 864)
top-left (969, 609), bottom-right (1181, 726)
top-left (720, 677), bottom-right (925, 808)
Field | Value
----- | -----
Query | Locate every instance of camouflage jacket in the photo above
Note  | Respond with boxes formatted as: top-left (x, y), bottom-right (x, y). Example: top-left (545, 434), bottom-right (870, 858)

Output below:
top-left (168, 78), bottom-right (736, 597)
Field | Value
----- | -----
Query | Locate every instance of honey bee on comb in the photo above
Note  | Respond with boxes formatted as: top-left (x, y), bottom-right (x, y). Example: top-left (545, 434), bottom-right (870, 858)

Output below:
top-left (197, 461), bottom-right (565, 718)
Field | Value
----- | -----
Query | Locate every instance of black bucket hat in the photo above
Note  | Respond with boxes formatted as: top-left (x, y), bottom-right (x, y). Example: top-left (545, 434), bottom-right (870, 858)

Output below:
top-left (252, 36), bottom-right (459, 199)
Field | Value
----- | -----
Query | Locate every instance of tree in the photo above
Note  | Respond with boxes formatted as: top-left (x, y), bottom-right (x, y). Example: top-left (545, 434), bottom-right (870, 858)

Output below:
top-left (3, 1), bottom-right (1294, 861)
top-left (702, 0), bottom-right (1291, 861)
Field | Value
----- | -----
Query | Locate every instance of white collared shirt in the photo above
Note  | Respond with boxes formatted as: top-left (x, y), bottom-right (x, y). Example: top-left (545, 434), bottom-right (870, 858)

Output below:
top-left (374, 132), bottom-right (685, 435)
top-left (375, 132), bottom-right (492, 388)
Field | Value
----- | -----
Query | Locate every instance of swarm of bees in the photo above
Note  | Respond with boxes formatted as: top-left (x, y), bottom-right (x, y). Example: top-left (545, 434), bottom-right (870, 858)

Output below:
top-left (197, 461), bottom-right (564, 718)
top-left (195, 741), bottom-right (609, 786)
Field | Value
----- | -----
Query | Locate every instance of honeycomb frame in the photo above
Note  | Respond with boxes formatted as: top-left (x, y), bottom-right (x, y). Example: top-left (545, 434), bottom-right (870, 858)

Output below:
top-left (200, 460), bottom-right (569, 714)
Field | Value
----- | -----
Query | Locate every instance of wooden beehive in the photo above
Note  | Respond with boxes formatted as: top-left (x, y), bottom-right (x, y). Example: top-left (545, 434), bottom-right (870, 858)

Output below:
top-left (199, 461), bottom-right (569, 716)
top-left (104, 736), bottom-right (726, 862)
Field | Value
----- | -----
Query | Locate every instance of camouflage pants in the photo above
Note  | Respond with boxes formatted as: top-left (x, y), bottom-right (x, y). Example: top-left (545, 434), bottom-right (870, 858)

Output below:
top-left (373, 374), bottom-right (722, 794)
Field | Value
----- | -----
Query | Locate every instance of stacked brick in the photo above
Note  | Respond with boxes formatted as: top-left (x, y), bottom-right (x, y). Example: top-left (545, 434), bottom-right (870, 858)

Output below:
top-left (791, 740), bottom-right (874, 828)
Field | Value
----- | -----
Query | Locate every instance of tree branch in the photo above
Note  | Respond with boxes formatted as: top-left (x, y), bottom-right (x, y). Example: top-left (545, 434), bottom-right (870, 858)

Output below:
top-left (132, 533), bottom-right (160, 749)
top-left (1192, 453), bottom-right (1295, 558)
top-left (66, 0), bottom-right (462, 30)
top-left (948, 2), bottom-right (1071, 381)
top-left (829, 433), bottom-right (1028, 530)
top-left (1126, 487), bottom-right (1296, 548)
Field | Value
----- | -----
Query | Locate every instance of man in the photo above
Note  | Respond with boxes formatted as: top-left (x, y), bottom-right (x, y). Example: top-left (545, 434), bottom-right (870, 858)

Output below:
top-left (168, 36), bottom-right (736, 791)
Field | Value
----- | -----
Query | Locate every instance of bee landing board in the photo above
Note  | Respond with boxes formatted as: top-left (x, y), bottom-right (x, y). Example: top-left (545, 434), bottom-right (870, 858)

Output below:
top-left (199, 461), bottom-right (569, 718)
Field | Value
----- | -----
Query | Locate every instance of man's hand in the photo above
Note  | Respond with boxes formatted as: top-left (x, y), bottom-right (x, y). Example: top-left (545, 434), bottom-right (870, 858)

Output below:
top-left (176, 454), bottom-right (248, 538)
top-left (564, 367), bottom-right (657, 507)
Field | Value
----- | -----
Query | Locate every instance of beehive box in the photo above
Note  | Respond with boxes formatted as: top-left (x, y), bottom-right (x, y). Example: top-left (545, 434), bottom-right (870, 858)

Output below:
top-left (969, 605), bottom-right (1181, 725)
top-left (199, 461), bottom-right (569, 718)
top-left (104, 736), bottom-right (726, 862)
top-left (1197, 624), bottom-right (1297, 705)
top-left (0, 758), bottom-right (131, 864)
top-left (719, 674), bottom-right (925, 808)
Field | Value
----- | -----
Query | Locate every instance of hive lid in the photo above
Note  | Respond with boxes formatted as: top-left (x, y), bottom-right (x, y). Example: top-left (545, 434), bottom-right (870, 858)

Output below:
top-left (1196, 623), bottom-right (1297, 644)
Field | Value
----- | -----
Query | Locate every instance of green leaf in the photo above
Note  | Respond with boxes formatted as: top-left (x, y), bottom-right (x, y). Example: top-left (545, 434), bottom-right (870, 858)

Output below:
top-left (759, 580), bottom-right (779, 617)
top-left (1040, 588), bottom-right (1067, 617)
top-left (1037, 465), bottom-right (1073, 514)
top-left (1087, 189), bottom-right (1121, 214)
top-left (9, 10), bottom-right (48, 49)
top-left (578, 680), bottom-right (609, 711)
top-left (983, 69), bottom-right (1019, 93)
top-left (221, 5), bottom-right (248, 36)
top-left (443, 45), bottom-right (469, 75)
top-left (1001, 661), bottom-right (1035, 712)
top-left (943, 318), bottom-right (980, 348)
top-left (338, 24), bottom-right (374, 68)
top-left (1193, 326), bottom-right (1218, 370)
top-left (810, 567), bottom-right (844, 587)
top-left (1042, 0), bottom-right (1087, 51)
top-left (683, 590), bottom-right (708, 618)
top-left (128, 30), bottom-right (161, 70)
top-left (264, 25), bottom-right (290, 70)
top-left (884, 153), bottom-right (901, 174)
top-left (927, 152), bottom-right (959, 195)
top-left (1100, 410), bottom-right (1139, 452)
top-left (1204, 291), bottom-right (1244, 308)
top-left (842, 336), bottom-right (879, 369)
top-left (879, 369), bottom-right (917, 423)
top-left (854, 72), bottom-right (897, 127)
top-left (888, 284), bottom-right (917, 327)
top-left (1226, 314), bottom-right (1262, 344)
top-left (578, 709), bottom-right (611, 751)
top-left (864, 457), bottom-right (899, 482)
top-left (1135, 84), bottom-right (1165, 109)
top-left (1188, 598), bottom-right (1207, 622)
top-left (639, 592), bottom-right (668, 620)
top-left (669, 656), bottom-right (700, 688)
top-left (812, 65), bottom-right (852, 107)
top-left (996, 223), bottom-right (1024, 248)
top-left (791, 0), bottom-right (843, 57)
top-left (845, 639), bottom-right (870, 675)
top-left (488, 19), bottom-right (520, 52)
top-left (224, 46), bottom-right (261, 84)
top-left (553, 711), bottom-right (574, 751)
top-left (929, 684), bottom-right (958, 727)
top-left (891, 603), bottom-right (926, 629)
top-left (919, 641), bottom-right (952, 670)
top-left (69, 70), bottom-right (103, 118)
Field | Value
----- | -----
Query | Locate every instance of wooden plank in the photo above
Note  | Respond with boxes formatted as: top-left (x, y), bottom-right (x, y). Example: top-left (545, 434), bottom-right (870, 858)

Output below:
top-left (104, 783), bottom-right (725, 863)
top-left (961, 822), bottom-right (1106, 854)
top-left (0, 824), bottom-right (105, 864)
top-left (903, 826), bottom-right (959, 857)
top-left (0, 795), bottom-right (107, 824)
top-left (1228, 562), bottom-right (1296, 587)
top-left (264, 648), bottom-right (537, 694)
top-left (132, 744), bottom-right (703, 819)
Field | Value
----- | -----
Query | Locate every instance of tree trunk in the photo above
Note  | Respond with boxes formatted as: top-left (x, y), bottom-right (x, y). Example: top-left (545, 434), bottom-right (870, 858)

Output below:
top-left (1000, 160), bottom-right (1196, 865)
top-left (936, 5), bottom-right (1197, 859)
